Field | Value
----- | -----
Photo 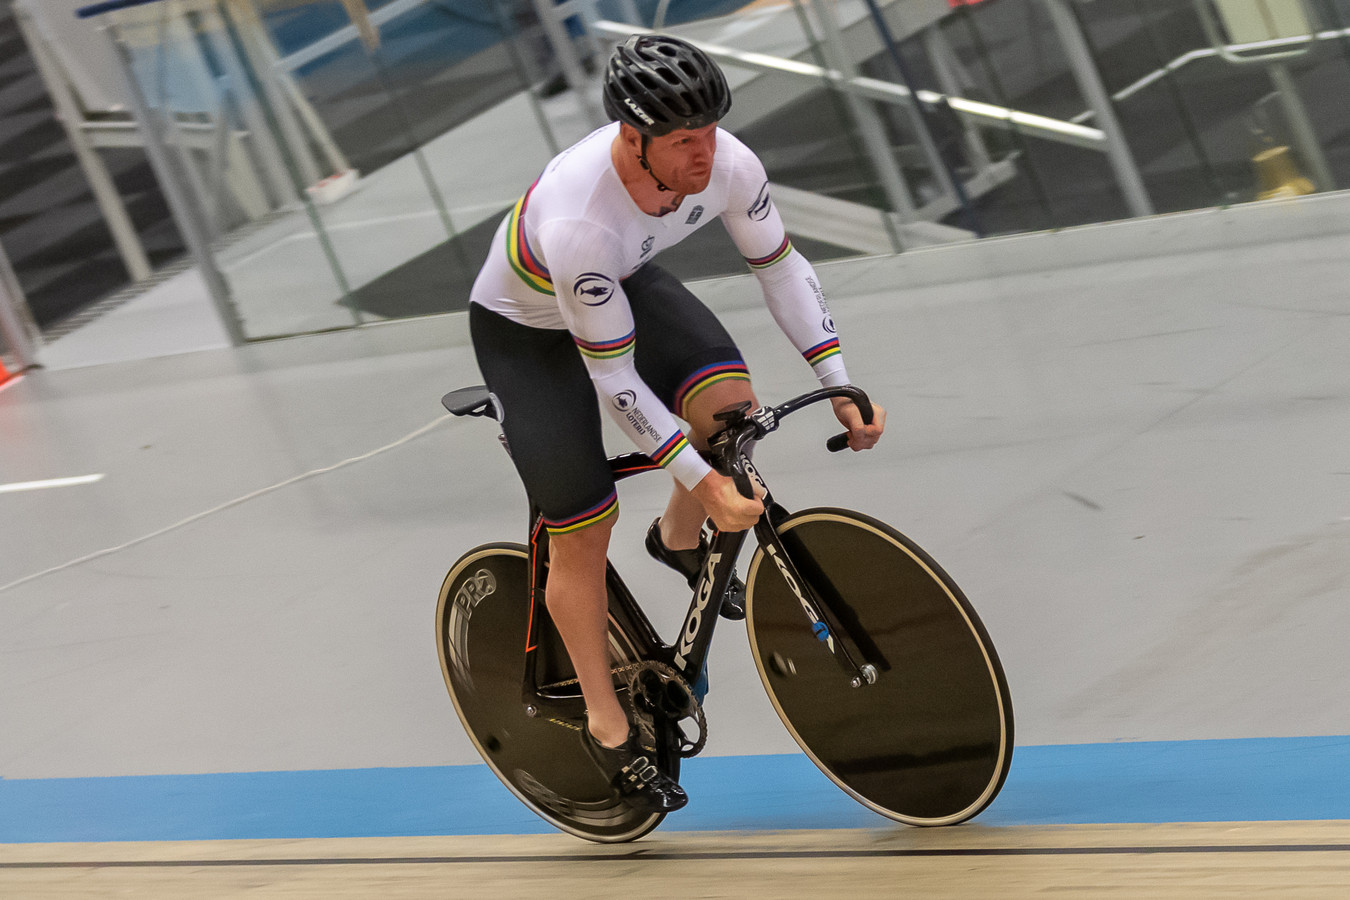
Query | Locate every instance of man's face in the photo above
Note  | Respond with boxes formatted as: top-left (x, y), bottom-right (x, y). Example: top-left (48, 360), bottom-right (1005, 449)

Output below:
top-left (646, 124), bottom-right (718, 195)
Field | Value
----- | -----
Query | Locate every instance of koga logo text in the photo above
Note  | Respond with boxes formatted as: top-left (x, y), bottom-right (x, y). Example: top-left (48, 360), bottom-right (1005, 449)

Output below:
top-left (573, 273), bottom-right (615, 305)
top-left (741, 457), bottom-right (769, 496)
top-left (674, 551), bottom-right (724, 668)
top-left (764, 543), bottom-right (835, 652)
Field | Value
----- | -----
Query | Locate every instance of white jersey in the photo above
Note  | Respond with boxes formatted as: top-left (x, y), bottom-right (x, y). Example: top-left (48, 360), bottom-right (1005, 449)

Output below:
top-left (470, 123), bottom-right (850, 490)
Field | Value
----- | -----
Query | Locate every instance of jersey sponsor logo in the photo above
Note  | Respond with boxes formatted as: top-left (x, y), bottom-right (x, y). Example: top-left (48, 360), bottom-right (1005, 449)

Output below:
top-left (748, 180), bottom-right (772, 221)
top-left (640, 235), bottom-right (655, 257)
top-left (822, 314), bottom-right (836, 334)
top-left (612, 390), bottom-right (637, 411)
top-left (573, 272), bottom-right (615, 305)
top-left (685, 204), bottom-right (705, 225)
top-left (807, 276), bottom-right (828, 314)
top-left (624, 407), bottom-right (662, 442)
top-left (624, 98), bottom-right (656, 126)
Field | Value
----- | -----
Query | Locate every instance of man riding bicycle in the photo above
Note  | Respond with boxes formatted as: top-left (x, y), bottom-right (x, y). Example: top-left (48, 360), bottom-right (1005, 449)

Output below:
top-left (467, 33), bottom-right (886, 814)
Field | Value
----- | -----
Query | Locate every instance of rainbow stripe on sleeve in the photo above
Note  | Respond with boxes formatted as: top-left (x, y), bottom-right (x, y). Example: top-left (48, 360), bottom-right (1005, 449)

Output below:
top-left (574, 330), bottom-right (635, 360)
top-left (804, 338), bottom-right (842, 366)
top-left (651, 432), bottom-right (691, 468)
top-left (543, 491), bottom-right (618, 535)
top-left (745, 237), bottom-right (793, 270)
top-left (506, 181), bottom-right (554, 295)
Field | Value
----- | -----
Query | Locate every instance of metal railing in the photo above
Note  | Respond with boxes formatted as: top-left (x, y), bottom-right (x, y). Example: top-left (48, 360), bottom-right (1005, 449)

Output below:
top-left (15, 0), bottom-right (1346, 349)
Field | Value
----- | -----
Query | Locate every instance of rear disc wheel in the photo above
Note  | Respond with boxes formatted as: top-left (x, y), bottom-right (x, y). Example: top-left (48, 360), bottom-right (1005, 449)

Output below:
top-left (436, 543), bottom-right (665, 842)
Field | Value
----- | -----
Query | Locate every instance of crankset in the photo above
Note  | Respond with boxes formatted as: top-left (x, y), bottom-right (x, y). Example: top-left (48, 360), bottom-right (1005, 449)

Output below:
top-left (626, 660), bottom-right (707, 758)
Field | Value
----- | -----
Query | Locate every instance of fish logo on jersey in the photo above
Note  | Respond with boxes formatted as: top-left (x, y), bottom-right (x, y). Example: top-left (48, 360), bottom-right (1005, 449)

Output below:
top-left (748, 180), bottom-right (773, 221)
top-left (573, 273), bottom-right (615, 305)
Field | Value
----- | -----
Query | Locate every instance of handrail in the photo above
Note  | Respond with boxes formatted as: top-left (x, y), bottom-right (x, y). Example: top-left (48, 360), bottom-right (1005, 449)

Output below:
top-left (76, 0), bottom-right (164, 18)
top-left (1193, 0), bottom-right (1321, 66)
top-left (273, 0), bottom-right (429, 72)
top-left (591, 20), bottom-right (1105, 150)
top-left (1071, 26), bottom-right (1350, 125)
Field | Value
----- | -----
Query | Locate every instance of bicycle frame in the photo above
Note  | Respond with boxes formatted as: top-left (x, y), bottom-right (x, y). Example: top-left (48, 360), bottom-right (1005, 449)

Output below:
top-left (518, 455), bottom-right (750, 723)
top-left (516, 385), bottom-right (883, 727)
top-left (440, 382), bottom-right (1013, 834)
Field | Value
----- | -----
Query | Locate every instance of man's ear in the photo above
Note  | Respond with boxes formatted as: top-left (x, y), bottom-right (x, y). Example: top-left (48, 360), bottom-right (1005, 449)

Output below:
top-left (617, 123), bottom-right (643, 154)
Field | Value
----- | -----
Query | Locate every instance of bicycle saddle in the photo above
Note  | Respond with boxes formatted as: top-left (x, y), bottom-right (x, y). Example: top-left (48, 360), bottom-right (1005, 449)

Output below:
top-left (442, 385), bottom-right (494, 417)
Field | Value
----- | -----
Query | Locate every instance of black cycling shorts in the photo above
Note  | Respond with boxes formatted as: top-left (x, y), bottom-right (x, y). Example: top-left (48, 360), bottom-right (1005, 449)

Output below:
top-left (469, 263), bottom-right (748, 532)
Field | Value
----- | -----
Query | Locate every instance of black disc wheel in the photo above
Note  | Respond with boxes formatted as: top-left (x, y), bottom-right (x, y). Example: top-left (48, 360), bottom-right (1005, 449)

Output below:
top-left (436, 543), bottom-right (666, 842)
top-left (746, 510), bottom-right (1013, 825)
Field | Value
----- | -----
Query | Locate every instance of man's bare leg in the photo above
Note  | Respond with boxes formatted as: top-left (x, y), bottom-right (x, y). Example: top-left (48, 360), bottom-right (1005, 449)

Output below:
top-left (545, 516), bottom-right (629, 748)
top-left (659, 380), bottom-right (759, 550)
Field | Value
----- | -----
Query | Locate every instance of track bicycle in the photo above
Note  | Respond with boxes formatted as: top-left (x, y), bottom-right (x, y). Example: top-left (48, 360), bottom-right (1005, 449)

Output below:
top-left (435, 384), bottom-right (1013, 842)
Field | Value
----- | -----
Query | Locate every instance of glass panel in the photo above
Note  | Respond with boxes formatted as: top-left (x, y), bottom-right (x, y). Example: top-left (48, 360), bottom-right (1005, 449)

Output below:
top-left (103, 0), bottom-right (356, 337)
top-left (585, 0), bottom-right (915, 271)
top-left (75, 0), bottom-right (1350, 345)
top-left (232, 0), bottom-right (560, 333)
top-left (1072, 0), bottom-right (1251, 210)
top-left (940, 0), bottom-right (1132, 232)
top-left (90, 0), bottom-right (562, 340)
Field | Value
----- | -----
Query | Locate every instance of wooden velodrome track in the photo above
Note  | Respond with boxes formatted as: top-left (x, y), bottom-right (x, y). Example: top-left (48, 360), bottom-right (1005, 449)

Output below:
top-left (5, 822), bottom-right (1350, 897)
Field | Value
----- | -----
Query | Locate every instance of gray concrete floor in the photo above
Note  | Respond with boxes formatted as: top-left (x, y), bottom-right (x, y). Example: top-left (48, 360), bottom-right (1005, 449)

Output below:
top-left (2, 189), bottom-right (1348, 781)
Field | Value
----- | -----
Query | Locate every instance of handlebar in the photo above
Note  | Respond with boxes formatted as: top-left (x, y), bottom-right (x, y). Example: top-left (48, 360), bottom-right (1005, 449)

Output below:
top-left (444, 383), bottom-right (875, 501)
top-left (710, 385), bottom-right (874, 499)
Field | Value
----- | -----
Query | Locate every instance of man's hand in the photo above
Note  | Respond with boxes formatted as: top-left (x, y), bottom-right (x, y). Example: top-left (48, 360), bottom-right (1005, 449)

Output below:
top-left (831, 396), bottom-right (886, 451)
top-left (690, 470), bottom-right (764, 533)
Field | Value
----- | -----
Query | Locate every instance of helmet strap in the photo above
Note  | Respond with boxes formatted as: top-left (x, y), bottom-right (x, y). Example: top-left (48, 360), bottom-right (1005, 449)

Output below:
top-left (638, 134), bottom-right (672, 193)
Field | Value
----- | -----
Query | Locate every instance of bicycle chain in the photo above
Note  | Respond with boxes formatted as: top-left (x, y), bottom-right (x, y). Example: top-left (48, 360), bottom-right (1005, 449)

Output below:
top-left (537, 660), bottom-right (707, 758)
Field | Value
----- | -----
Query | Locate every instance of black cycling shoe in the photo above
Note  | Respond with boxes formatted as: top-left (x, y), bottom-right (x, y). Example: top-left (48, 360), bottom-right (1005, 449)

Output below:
top-left (581, 725), bottom-right (688, 813)
top-left (645, 519), bottom-right (747, 621)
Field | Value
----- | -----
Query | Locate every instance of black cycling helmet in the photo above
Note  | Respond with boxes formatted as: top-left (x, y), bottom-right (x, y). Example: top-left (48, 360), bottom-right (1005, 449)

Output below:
top-left (602, 34), bottom-right (731, 137)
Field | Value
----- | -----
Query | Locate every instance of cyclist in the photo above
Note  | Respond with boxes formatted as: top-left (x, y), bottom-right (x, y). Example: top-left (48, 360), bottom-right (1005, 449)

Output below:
top-left (467, 34), bottom-right (885, 813)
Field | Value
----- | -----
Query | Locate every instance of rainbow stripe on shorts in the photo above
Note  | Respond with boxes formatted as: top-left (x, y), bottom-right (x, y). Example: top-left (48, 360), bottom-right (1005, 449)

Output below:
top-left (673, 361), bottom-right (751, 419)
top-left (544, 490), bottom-right (618, 535)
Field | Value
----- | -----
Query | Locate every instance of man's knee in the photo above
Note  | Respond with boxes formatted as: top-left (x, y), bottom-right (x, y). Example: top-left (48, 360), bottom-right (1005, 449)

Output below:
top-left (549, 514), bottom-right (617, 565)
top-left (685, 380), bottom-right (758, 444)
